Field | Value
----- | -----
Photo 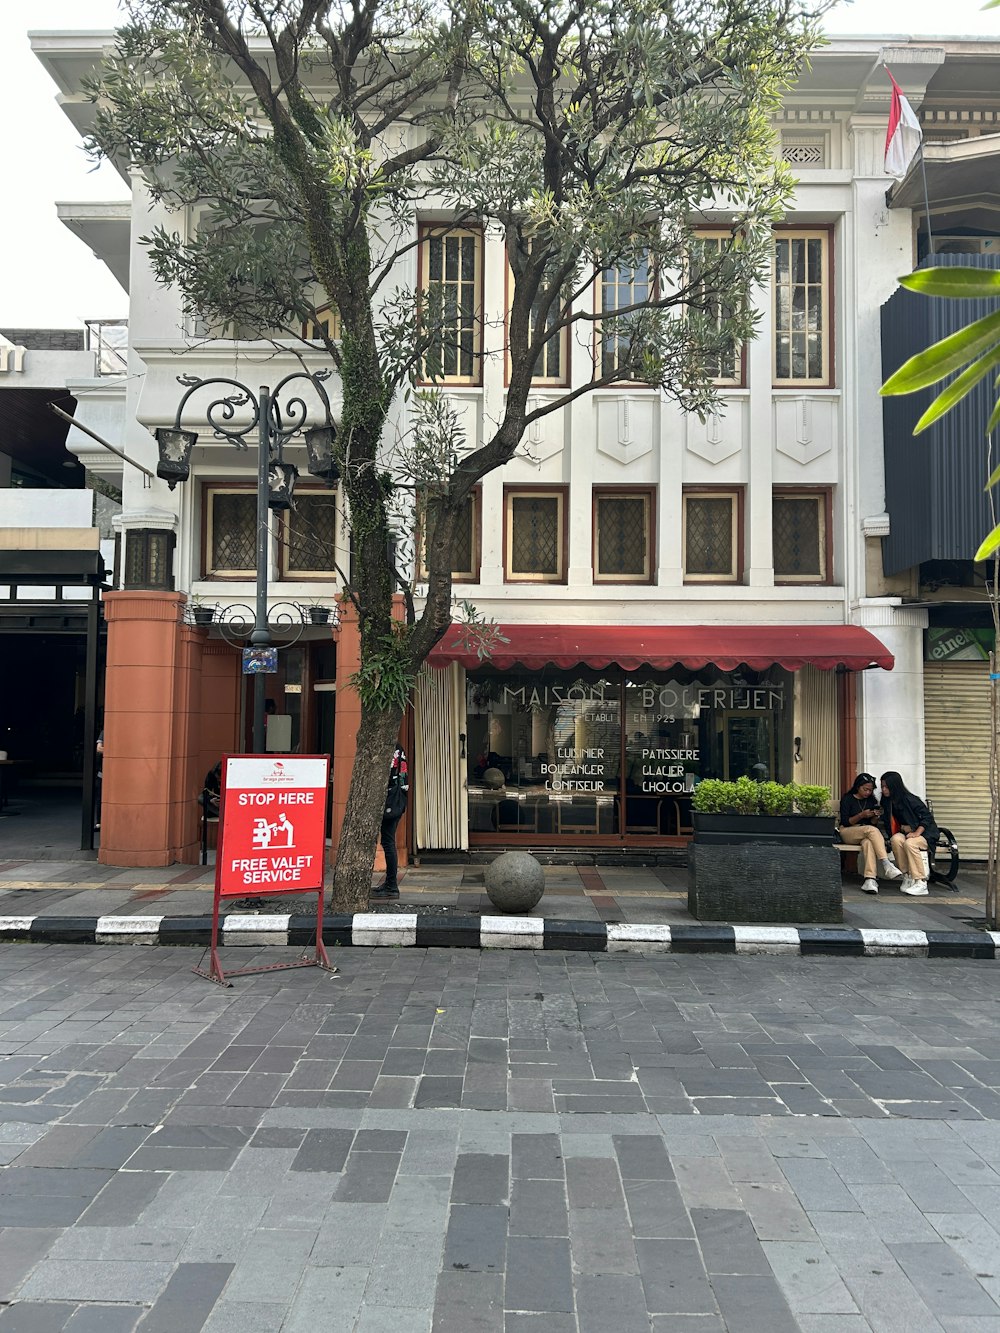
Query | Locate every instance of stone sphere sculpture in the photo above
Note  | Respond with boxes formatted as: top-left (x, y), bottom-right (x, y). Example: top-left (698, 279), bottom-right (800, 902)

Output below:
top-left (484, 850), bottom-right (545, 914)
top-left (482, 766), bottom-right (505, 790)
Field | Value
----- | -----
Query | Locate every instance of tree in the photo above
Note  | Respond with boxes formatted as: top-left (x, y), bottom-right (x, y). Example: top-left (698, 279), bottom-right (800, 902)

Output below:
top-left (88, 0), bottom-right (825, 910)
top-left (881, 263), bottom-right (1000, 929)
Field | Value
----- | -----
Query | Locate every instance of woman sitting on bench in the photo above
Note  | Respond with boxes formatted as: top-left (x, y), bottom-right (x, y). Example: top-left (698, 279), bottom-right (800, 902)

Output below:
top-left (837, 772), bottom-right (903, 896)
top-left (880, 770), bottom-right (938, 898)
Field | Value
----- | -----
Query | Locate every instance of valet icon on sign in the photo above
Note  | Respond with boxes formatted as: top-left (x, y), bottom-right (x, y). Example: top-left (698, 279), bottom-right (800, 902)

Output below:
top-left (251, 812), bottom-right (296, 850)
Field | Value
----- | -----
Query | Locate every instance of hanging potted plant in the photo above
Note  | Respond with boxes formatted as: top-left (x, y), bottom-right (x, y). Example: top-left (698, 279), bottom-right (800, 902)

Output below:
top-left (308, 605), bottom-right (331, 626)
top-left (190, 597), bottom-right (216, 627)
top-left (688, 778), bottom-right (841, 924)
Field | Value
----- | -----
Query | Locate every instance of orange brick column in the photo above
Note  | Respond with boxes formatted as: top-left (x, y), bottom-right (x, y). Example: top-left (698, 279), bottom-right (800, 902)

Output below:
top-left (100, 590), bottom-right (204, 867)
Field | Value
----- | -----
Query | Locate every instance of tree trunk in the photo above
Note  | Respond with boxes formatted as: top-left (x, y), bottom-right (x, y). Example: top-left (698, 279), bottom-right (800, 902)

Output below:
top-left (331, 702), bottom-right (405, 913)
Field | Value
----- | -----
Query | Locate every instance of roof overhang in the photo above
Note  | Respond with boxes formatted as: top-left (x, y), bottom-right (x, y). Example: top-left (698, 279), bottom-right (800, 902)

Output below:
top-left (887, 133), bottom-right (1000, 225)
top-left (56, 203), bottom-right (131, 293)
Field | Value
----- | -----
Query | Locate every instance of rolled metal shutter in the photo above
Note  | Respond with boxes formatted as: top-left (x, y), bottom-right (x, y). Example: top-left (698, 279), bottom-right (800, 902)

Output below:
top-left (923, 660), bottom-right (991, 859)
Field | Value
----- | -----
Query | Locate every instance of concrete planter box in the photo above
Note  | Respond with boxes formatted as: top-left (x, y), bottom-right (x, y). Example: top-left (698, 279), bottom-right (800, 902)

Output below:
top-left (688, 815), bottom-right (841, 924)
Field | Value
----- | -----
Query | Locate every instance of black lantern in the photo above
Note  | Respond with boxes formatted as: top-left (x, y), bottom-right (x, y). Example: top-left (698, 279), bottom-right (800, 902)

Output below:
top-left (304, 425), bottom-right (339, 482)
top-left (153, 427), bottom-right (198, 488)
top-left (267, 460), bottom-right (298, 510)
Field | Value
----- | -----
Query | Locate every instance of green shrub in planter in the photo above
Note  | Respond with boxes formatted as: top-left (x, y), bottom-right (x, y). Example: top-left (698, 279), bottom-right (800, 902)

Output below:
top-left (730, 775), bottom-right (761, 815)
top-left (757, 781), bottom-right (793, 815)
top-left (691, 779), bottom-right (734, 813)
top-left (791, 783), bottom-right (832, 817)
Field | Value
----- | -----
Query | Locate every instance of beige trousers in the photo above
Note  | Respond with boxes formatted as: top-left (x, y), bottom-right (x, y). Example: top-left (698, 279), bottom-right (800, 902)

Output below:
top-left (890, 832), bottom-right (928, 879)
top-left (838, 824), bottom-right (889, 878)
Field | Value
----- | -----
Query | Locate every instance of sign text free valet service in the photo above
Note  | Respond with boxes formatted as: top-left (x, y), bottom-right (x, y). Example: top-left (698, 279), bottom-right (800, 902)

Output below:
top-left (218, 756), bottom-right (329, 896)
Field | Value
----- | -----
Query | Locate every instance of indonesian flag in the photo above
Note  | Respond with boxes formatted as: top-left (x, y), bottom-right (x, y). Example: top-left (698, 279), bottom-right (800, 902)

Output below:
top-left (884, 69), bottom-right (922, 179)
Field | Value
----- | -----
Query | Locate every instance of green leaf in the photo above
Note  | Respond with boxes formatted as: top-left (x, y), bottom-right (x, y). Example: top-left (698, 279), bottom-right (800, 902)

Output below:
top-left (914, 344), bottom-right (1000, 434)
top-left (985, 454), bottom-right (1000, 490)
top-left (975, 520), bottom-right (1000, 561)
top-left (900, 267), bottom-right (1000, 299)
top-left (987, 394), bottom-right (1000, 436)
top-left (881, 309), bottom-right (1000, 396)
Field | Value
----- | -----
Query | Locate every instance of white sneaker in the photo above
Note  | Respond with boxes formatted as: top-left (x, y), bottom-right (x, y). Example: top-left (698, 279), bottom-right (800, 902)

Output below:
top-left (899, 874), bottom-right (914, 892)
top-left (901, 878), bottom-right (929, 896)
top-left (861, 878), bottom-right (879, 894)
top-left (879, 858), bottom-right (903, 882)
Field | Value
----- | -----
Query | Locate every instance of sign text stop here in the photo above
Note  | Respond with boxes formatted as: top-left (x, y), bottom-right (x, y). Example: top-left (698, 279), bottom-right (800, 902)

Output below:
top-left (217, 756), bottom-right (329, 896)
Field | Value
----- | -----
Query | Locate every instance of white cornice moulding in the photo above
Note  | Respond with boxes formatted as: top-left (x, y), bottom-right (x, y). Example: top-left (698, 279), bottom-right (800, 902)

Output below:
top-left (852, 599), bottom-right (928, 629)
top-left (113, 508), bottom-right (179, 534)
top-left (862, 513), bottom-right (890, 538)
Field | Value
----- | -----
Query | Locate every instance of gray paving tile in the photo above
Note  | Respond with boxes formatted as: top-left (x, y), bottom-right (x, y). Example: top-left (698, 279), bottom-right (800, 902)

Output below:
top-left (691, 1207), bottom-right (770, 1275)
top-left (508, 1179), bottom-right (569, 1238)
top-left (443, 1206), bottom-right (506, 1274)
top-left (18, 1258), bottom-right (173, 1303)
top-left (451, 1154), bottom-right (509, 1205)
top-left (134, 1261), bottom-right (233, 1332)
top-left (890, 1242), bottom-right (1000, 1318)
top-left (566, 1156), bottom-right (625, 1209)
top-left (763, 1241), bottom-right (861, 1314)
top-left (569, 1206), bottom-right (638, 1274)
top-left (636, 1238), bottom-right (717, 1315)
top-left (710, 1274), bottom-right (801, 1333)
top-left (432, 1271), bottom-right (503, 1333)
top-left (0, 1303), bottom-right (75, 1331)
top-left (504, 1237), bottom-right (573, 1314)
top-left (576, 1273), bottom-right (650, 1333)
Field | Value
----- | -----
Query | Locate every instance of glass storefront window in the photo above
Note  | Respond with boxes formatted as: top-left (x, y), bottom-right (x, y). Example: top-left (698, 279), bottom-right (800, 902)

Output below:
top-left (466, 667), bottom-right (793, 839)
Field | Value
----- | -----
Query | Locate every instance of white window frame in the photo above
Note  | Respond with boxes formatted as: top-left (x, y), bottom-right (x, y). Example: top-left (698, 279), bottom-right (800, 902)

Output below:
top-left (204, 486), bottom-right (259, 579)
top-left (419, 225), bottom-right (483, 385)
top-left (772, 227), bottom-right (833, 387)
top-left (689, 230), bottom-right (743, 387)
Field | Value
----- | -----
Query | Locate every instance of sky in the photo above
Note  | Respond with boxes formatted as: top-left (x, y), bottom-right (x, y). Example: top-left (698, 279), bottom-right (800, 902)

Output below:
top-left (1, 0), bottom-right (997, 330)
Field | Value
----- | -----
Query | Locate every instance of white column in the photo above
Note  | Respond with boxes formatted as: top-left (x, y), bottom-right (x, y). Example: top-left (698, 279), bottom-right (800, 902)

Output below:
top-left (745, 274), bottom-right (774, 587)
top-left (853, 601), bottom-right (929, 793)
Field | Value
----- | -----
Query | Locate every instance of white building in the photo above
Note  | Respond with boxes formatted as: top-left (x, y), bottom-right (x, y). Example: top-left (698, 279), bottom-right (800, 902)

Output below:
top-left (29, 30), bottom-right (1000, 866)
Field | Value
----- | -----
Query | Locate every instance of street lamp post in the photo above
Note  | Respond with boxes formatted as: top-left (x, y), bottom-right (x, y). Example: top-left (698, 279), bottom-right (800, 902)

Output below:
top-left (154, 370), bottom-right (339, 753)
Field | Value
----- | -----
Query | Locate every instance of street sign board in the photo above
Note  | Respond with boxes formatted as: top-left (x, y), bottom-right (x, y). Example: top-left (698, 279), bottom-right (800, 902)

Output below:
top-left (217, 755), bottom-right (329, 897)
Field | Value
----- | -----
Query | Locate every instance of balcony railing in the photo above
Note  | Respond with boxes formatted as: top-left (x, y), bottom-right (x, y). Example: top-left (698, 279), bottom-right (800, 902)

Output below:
top-left (85, 319), bottom-right (128, 377)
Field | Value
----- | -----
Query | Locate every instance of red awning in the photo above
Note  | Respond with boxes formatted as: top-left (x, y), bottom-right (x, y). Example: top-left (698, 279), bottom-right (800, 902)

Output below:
top-left (428, 624), bottom-right (894, 673)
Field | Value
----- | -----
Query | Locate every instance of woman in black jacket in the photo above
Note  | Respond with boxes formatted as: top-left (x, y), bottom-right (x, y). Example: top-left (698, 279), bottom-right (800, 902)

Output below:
top-left (880, 771), bottom-right (938, 896)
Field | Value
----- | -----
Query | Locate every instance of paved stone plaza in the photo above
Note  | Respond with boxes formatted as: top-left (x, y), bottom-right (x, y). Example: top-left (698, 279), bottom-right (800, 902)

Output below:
top-left (0, 946), bottom-right (999, 1329)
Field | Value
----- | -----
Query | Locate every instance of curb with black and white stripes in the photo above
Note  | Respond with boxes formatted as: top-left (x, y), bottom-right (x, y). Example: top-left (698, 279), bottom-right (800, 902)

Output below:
top-left (0, 913), bottom-right (997, 958)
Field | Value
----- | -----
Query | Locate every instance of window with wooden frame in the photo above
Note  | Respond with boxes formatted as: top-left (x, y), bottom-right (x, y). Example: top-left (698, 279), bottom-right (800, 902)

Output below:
top-left (281, 490), bottom-right (339, 579)
top-left (600, 252), bottom-right (652, 379)
top-left (505, 254), bottom-right (570, 386)
top-left (772, 488), bottom-right (830, 583)
top-left (773, 228), bottom-right (833, 386)
top-left (417, 490), bottom-right (481, 583)
top-left (419, 225), bottom-right (483, 384)
top-left (682, 489), bottom-right (742, 583)
top-left (593, 488), bottom-right (654, 583)
top-left (688, 231), bottom-right (743, 386)
top-left (504, 487), bottom-right (567, 583)
top-left (204, 486), bottom-right (258, 577)
top-left (303, 301), bottom-right (341, 342)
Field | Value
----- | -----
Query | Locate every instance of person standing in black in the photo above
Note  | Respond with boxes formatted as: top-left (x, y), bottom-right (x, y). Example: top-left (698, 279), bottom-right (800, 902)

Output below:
top-left (372, 744), bottom-right (408, 899)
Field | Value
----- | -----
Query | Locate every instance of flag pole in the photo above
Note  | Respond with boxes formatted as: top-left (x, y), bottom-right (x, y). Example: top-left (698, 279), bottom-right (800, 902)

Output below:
top-left (919, 146), bottom-right (935, 259)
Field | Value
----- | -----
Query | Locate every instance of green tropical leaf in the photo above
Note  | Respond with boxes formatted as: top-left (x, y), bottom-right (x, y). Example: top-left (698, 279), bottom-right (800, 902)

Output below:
top-left (987, 394), bottom-right (1000, 436)
top-left (984, 454), bottom-right (1000, 490)
top-left (900, 267), bottom-right (1000, 299)
top-left (914, 344), bottom-right (1000, 434)
top-left (975, 520), bottom-right (1000, 562)
top-left (880, 309), bottom-right (1000, 396)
